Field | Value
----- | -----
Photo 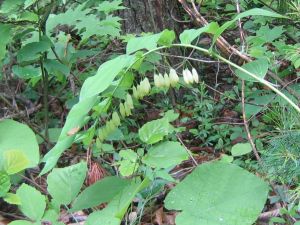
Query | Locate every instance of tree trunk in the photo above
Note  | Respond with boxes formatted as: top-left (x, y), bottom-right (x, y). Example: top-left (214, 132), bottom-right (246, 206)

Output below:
top-left (119, 0), bottom-right (183, 34)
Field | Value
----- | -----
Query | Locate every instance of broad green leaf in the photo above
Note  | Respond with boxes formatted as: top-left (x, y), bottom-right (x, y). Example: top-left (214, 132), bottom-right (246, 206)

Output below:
top-left (164, 161), bottom-right (269, 225)
top-left (17, 39), bottom-right (52, 63)
top-left (119, 150), bottom-right (138, 176)
top-left (235, 58), bottom-right (269, 82)
top-left (41, 96), bottom-right (97, 175)
top-left (17, 184), bottom-right (46, 221)
top-left (126, 33), bottom-right (162, 54)
top-left (0, 0), bottom-right (24, 14)
top-left (4, 193), bottom-right (21, 205)
top-left (158, 29), bottom-right (176, 47)
top-left (231, 143), bottom-right (252, 157)
top-left (80, 55), bottom-right (134, 100)
top-left (180, 22), bottom-right (219, 44)
top-left (97, 0), bottom-right (125, 14)
top-left (0, 23), bottom-right (13, 61)
top-left (24, 0), bottom-right (38, 9)
top-left (119, 160), bottom-right (138, 177)
top-left (138, 118), bottom-right (170, 144)
top-left (8, 221), bottom-right (36, 225)
top-left (12, 65), bottom-right (41, 79)
top-left (71, 176), bottom-right (130, 211)
top-left (36, 128), bottom-right (62, 144)
top-left (47, 162), bottom-right (87, 205)
top-left (86, 178), bottom-right (150, 225)
top-left (44, 59), bottom-right (70, 76)
top-left (42, 209), bottom-right (60, 225)
top-left (0, 172), bottom-right (11, 197)
top-left (142, 141), bottom-right (189, 169)
top-left (212, 8), bottom-right (286, 46)
top-left (0, 120), bottom-right (39, 167)
top-left (47, 4), bottom-right (121, 41)
top-left (4, 150), bottom-right (30, 175)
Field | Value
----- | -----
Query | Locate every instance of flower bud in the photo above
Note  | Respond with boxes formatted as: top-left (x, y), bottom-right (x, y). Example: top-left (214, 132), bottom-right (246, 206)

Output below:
top-left (154, 74), bottom-right (160, 88)
top-left (112, 111), bottom-right (121, 127)
top-left (136, 84), bottom-right (144, 98)
top-left (192, 68), bottom-right (199, 83)
top-left (141, 78), bottom-right (151, 94)
top-left (183, 69), bottom-right (193, 84)
top-left (126, 94), bottom-right (134, 109)
top-left (158, 73), bottom-right (165, 87)
top-left (132, 86), bottom-right (139, 99)
top-left (98, 129), bottom-right (105, 142)
top-left (106, 120), bottom-right (115, 133)
top-left (124, 101), bottom-right (132, 116)
top-left (183, 69), bottom-right (189, 84)
top-left (163, 73), bottom-right (170, 88)
top-left (169, 68), bottom-right (179, 87)
top-left (119, 103), bottom-right (126, 118)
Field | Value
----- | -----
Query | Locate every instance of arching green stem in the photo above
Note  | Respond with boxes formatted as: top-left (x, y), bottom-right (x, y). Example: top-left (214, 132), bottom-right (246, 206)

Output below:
top-left (169, 44), bottom-right (300, 114)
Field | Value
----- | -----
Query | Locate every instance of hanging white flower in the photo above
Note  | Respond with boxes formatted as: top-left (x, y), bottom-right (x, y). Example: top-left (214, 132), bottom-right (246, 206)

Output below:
top-left (192, 68), bottom-right (199, 83)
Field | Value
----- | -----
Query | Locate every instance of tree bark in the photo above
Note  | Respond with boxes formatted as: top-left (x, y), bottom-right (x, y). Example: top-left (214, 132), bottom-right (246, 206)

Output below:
top-left (119, 0), bottom-right (183, 34)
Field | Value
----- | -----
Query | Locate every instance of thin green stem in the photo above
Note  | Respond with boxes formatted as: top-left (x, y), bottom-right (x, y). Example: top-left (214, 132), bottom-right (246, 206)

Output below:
top-left (171, 43), bottom-right (300, 114)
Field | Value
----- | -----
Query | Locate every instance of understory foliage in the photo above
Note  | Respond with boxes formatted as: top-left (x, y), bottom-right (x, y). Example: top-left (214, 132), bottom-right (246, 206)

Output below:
top-left (1, 0), bottom-right (300, 225)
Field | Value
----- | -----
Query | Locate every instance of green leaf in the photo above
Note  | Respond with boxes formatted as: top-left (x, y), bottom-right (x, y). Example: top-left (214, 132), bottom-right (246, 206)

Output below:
top-left (4, 150), bottom-right (30, 175)
top-left (4, 193), bottom-right (21, 205)
top-left (0, 172), bottom-right (11, 197)
top-left (118, 150), bottom-right (139, 176)
top-left (47, 162), bottom-right (87, 205)
top-left (80, 55), bottom-right (134, 100)
top-left (0, 0), bottom-right (24, 14)
top-left (164, 161), bottom-right (269, 225)
top-left (12, 65), bottom-right (41, 79)
top-left (24, 0), bottom-right (38, 9)
top-left (138, 118), bottom-right (170, 144)
top-left (17, 183), bottom-right (46, 221)
top-left (142, 141), bottom-right (189, 169)
top-left (126, 33), bottom-right (162, 54)
top-left (0, 23), bottom-right (13, 61)
top-left (235, 58), bottom-right (269, 82)
top-left (97, 0), bottom-right (125, 14)
top-left (8, 221), bottom-right (35, 225)
top-left (44, 59), bottom-right (70, 76)
top-left (85, 178), bottom-right (150, 225)
top-left (17, 39), bottom-right (52, 63)
top-left (158, 29), bottom-right (176, 47)
top-left (0, 120), bottom-right (39, 167)
top-left (231, 143), bottom-right (252, 157)
top-left (71, 176), bottom-right (130, 211)
top-left (46, 4), bottom-right (121, 41)
top-left (212, 8), bottom-right (286, 46)
top-left (180, 22), bottom-right (219, 44)
top-left (41, 96), bottom-right (97, 175)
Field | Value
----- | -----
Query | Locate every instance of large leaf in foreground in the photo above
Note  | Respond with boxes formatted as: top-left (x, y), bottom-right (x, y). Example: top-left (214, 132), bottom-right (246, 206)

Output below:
top-left (47, 162), bottom-right (87, 205)
top-left (164, 161), bottom-right (269, 225)
top-left (0, 119), bottom-right (39, 167)
top-left (71, 176), bottom-right (130, 211)
top-left (17, 184), bottom-right (46, 221)
top-left (85, 178), bottom-right (150, 225)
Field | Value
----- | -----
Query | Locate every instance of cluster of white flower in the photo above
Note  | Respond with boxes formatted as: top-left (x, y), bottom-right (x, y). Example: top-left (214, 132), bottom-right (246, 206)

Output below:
top-left (153, 68), bottom-right (179, 88)
top-left (98, 67), bottom-right (199, 142)
top-left (153, 67), bottom-right (199, 88)
top-left (183, 68), bottom-right (199, 84)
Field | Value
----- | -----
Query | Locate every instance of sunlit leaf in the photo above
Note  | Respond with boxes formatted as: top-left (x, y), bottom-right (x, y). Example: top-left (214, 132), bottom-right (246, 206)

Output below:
top-left (165, 161), bottom-right (269, 225)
